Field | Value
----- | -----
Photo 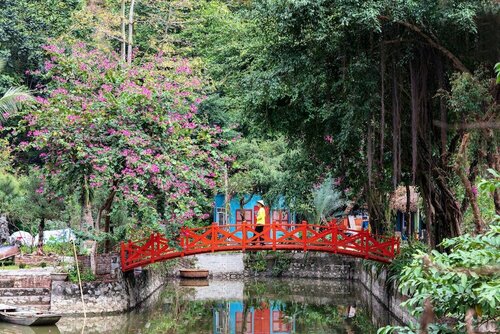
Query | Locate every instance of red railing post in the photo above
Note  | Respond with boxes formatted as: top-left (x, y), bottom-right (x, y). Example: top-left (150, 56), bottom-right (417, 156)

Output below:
top-left (332, 225), bottom-right (337, 253)
top-left (150, 233), bottom-right (156, 264)
top-left (364, 230), bottom-right (369, 259)
top-left (180, 228), bottom-right (185, 257)
top-left (272, 221), bottom-right (276, 251)
top-left (211, 223), bottom-right (216, 252)
top-left (242, 223), bottom-right (246, 251)
top-left (302, 221), bottom-right (307, 251)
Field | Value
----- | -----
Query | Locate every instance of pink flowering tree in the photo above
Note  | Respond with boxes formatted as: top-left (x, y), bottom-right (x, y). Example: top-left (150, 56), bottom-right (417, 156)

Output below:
top-left (20, 43), bottom-right (228, 247)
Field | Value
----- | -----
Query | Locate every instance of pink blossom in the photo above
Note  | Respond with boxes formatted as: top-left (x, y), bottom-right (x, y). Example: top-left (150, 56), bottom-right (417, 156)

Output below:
top-left (44, 61), bottom-right (54, 71)
top-left (67, 115), bottom-right (81, 122)
top-left (35, 97), bottom-right (49, 105)
top-left (140, 87), bottom-right (152, 99)
top-left (176, 64), bottom-right (192, 74)
top-left (101, 84), bottom-right (113, 92)
top-left (42, 44), bottom-right (65, 54)
top-left (149, 164), bottom-right (160, 173)
top-left (324, 135), bottom-right (333, 143)
top-left (50, 87), bottom-right (68, 97)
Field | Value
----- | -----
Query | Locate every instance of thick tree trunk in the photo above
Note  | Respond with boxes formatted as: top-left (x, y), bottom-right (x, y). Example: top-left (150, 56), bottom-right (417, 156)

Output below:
top-left (436, 57), bottom-right (447, 160)
top-left (37, 217), bottom-right (45, 255)
top-left (410, 61), bottom-right (419, 185)
top-left (127, 0), bottom-right (136, 65)
top-left (418, 136), bottom-right (462, 247)
top-left (455, 133), bottom-right (484, 234)
top-left (367, 124), bottom-right (373, 186)
top-left (392, 62), bottom-right (401, 189)
top-left (121, 0), bottom-right (126, 62)
top-left (81, 176), bottom-right (94, 231)
top-left (97, 189), bottom-right (117, 253)
top-left (379, 45), bottom-right (386, 170)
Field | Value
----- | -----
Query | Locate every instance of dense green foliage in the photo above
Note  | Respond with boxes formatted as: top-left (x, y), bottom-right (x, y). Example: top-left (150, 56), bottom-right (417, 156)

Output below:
top-left (0, 0), bottom-right (82, 91)
top-left (379, 223), bottom-right (500, 334)
top-left (184, 0), bottom-right (499, 242)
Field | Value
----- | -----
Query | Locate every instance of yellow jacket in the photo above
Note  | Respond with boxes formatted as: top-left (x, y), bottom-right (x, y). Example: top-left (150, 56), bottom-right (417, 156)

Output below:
top-left (256, 207), bottom-right (266, 225)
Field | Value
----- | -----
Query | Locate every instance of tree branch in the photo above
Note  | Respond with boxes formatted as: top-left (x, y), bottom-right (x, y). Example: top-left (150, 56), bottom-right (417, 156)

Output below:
top-left (379, 16), bottom-right (470, 73)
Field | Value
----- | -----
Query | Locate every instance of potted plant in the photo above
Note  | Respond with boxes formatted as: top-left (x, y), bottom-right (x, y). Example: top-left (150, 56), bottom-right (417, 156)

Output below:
top-left (50, 270), bottom-right (68, 281)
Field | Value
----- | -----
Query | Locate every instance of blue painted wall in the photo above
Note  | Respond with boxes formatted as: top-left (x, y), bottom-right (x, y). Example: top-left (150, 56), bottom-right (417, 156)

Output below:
top-left (213, 300), bottom-right (294, 334)
top-left (213, 194), bottom-right (291, 225)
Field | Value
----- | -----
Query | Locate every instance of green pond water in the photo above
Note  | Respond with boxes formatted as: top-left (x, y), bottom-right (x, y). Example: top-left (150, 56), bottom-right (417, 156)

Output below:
top-left (0, 278), bottom-right (401, 334)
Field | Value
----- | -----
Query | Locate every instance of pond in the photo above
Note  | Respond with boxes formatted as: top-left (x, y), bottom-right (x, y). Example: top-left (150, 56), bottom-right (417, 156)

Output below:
top-left (0, 278), bottom-right (402, 334)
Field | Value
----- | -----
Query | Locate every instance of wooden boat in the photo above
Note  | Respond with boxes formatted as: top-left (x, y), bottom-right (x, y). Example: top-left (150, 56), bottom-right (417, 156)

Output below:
top-left (0, 310), bottom-right (61, 326)
top-left (179, 268), bottom-right (209, 279)
top-left (179, 278), bottom-right (209, 287)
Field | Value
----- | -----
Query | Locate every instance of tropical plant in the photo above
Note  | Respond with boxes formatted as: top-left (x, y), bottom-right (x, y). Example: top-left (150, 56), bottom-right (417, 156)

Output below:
top-left (311, 177), bottom-right (346, 224)
top-left (378, 223), bottom-right (500, 334)
top-left (0, 60), bottom-right (32, 121)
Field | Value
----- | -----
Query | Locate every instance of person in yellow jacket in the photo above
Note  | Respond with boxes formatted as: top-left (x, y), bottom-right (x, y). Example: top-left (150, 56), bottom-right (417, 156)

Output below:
top-left (256, 200), bottom-right (266, 245)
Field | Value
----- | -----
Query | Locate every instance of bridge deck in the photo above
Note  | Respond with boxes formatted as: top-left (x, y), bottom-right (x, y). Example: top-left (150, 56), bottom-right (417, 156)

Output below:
top-left (120, 223), bottom-right (400, 271)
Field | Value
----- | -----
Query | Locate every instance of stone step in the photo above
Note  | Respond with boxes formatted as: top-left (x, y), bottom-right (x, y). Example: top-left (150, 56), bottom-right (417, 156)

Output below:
top-left (21, 304), bottom-right (51, 311)
top-left (0, 288), bottom-right (50, 297)
top-left (0, 294), bottom-right (51, 305)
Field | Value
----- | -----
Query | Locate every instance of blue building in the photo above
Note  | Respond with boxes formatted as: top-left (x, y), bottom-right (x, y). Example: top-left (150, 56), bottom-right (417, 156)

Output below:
top-left (213, 300), bottom-right (294, 334)
top-left (213, 194), bottom-right (294, 239)
top-left (213, 194), bottom-right (293, 226)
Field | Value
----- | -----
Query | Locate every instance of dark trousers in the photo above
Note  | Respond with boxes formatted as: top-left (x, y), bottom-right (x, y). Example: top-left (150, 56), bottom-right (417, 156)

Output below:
top-left (255, 225), bottom-right (264, 245)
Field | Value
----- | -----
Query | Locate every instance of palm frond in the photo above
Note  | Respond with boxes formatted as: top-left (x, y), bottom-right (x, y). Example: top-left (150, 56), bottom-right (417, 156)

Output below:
top-left (312, 177), bottom-right (346, 224)
top-left (0, 87), bottom-right (34, 121)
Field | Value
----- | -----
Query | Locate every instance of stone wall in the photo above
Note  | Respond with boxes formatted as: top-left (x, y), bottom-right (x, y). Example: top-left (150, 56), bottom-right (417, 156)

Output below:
top-left (193, 253), bottom-right (244, 278)
top-left (0, 269), bottom-right (52, 288)
top-left (358, 264), bottom-right (417, 325)
top-left (244, 252), bottom-right (358, 280)
top-left (15, 254), bottom-right (60, 267)
top-left (50, 260), bottom-right (189, 315)
top-left (77, 253), bottom-right (120, 277)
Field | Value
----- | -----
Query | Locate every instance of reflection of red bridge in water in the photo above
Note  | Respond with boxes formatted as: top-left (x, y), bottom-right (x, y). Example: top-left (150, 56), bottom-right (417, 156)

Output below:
top-left (120, 222), bottom-right (400, 272)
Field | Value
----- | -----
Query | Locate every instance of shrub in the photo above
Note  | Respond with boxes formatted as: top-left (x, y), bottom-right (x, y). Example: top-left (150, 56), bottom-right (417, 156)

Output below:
top-left (40, 262), bottom-right (47, 268)
top-left (18, 263), bottom-right (26, 269)
top-left (68, 266), bottom-right (96, 283)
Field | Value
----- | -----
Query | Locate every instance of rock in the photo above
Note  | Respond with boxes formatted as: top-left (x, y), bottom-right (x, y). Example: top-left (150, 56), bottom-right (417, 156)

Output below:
top-left (0, 215), bottom-right (9, 244)
top-left (113, 284), bottom-right (122, 291)
top-left (65, 287), bottom-right (72, 295)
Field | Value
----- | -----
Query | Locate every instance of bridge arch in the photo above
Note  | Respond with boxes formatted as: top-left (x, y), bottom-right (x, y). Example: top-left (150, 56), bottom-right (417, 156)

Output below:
top-left (120, 223), bottom-right (400, 271)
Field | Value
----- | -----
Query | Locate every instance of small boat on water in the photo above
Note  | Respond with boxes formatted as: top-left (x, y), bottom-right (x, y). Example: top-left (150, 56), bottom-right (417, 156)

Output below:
top-left (0, 304), bottom-right (61, 326)
top-left (179, 268), bottom-right (209, 279)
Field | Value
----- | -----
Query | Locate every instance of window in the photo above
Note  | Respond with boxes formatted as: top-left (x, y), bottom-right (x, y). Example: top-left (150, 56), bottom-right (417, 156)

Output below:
top-left (235, 312), bottom-right (252, 334)
top-left (216, 208), bottom-right (226, 225)
top-left (272, 210), bottom-right (289, 224)
top-left (236, 209), bottom-right (253, 224)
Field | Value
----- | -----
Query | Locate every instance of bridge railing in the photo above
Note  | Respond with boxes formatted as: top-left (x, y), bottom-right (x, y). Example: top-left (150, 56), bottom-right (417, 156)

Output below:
top-left (120, 222), bottom-right (400, 271)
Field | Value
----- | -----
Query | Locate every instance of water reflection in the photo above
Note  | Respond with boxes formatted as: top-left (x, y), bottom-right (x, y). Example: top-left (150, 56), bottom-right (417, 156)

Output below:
top-left (2, 279), bottom-right (400, 334)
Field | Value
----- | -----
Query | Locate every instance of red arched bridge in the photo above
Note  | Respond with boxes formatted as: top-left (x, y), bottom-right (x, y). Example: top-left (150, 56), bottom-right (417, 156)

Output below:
top-left (120, 222), bottom-right (400, 271)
